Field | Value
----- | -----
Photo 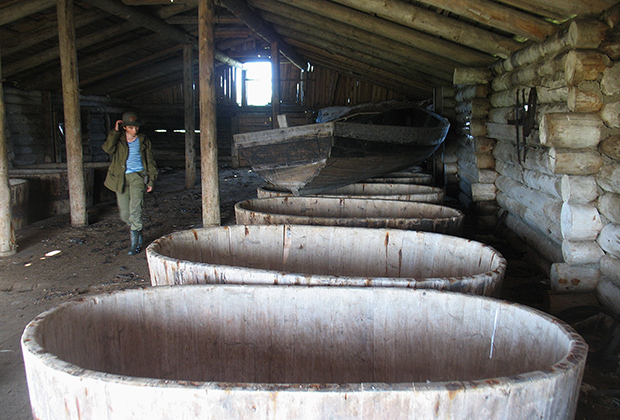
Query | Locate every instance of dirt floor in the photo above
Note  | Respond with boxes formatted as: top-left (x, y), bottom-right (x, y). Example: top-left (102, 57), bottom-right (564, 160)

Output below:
top-left (1, 166), bottom-right (619, 419)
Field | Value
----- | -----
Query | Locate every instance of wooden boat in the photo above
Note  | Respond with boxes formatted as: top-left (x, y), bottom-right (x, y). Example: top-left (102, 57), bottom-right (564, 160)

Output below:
top-left (233, 104), bottom-right (450, 195)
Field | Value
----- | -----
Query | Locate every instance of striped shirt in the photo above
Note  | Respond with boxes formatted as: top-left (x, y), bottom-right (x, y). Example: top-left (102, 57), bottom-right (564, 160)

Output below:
top-left (125, 139), bottom-right (144, 174)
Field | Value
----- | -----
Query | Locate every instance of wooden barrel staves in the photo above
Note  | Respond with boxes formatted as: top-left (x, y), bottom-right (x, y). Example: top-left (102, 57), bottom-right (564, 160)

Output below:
top-left (9, 178), bottom-right (29, 230)
top-left (22, 285), bottom-right (587, 420)
top-left (257, 183), bottom-right (445, 203)
top-left (234, 196), bottom-right (464, 235)
top-left (146, 225), bottom-right (505, 296)
top-left (8, 168), bottom-right (94, 222)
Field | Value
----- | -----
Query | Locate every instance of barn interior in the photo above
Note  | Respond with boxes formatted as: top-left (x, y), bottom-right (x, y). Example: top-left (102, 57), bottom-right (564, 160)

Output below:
top-left (1, 0), bottom-right (620, 419)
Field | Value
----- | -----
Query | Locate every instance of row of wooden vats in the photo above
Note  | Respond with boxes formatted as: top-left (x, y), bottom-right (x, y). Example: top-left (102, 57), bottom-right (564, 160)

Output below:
top-left (21, 169), bottom-right (588, 420)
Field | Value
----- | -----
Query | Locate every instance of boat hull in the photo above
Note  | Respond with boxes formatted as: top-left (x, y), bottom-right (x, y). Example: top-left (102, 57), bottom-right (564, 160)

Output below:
top-left (234, 107), bottom-right (449, 195)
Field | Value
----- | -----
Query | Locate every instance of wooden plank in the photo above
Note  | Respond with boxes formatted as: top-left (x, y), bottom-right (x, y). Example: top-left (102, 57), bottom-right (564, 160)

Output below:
top-left (199, 0), bottom-right (221, 226)
top-left (0, 47), bottom-right (16, 257)
top-left (412, 0), bottom-right (557, 42)
top-left (331, 0), bottom-right (522, 58)
top-left (57, 0), bottom-right (87, 227)
top-left (272, 0), bottom-right (493, 66)
top-left (183, 45), bottom-right (196, 189)
top-left (0, 0), bottom-right (55, 26)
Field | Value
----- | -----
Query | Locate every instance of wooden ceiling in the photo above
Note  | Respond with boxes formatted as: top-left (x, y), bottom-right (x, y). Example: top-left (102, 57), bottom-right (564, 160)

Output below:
top-left (0, 0), bottom-right (617, 101)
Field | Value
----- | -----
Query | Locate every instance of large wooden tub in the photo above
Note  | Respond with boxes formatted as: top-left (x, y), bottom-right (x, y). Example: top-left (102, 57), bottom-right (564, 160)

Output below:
top-left (9, 178), bottom-right (29, 230)
top-left (257, 183), bottom-right (445, 203)
top-left (22, 285), bottom-right (587, 420)
top-left (235, 197), bottom-right (464, 235)
top-left (147, 225), bottom-right (505, 296)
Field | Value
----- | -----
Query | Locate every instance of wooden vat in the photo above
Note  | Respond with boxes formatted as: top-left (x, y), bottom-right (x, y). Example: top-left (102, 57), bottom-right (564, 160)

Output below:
top-left (147, 225), bottom-right (505, 296)
top-left (234, 197), bottom-right (464, 235)
top-left (9, 167), bottom-right (94, 222)
top-left (22, 285), bottom-right (587, 420)
top-left (9, 178), bottom-right (29, 230)
top-left (257, 183), bottom-right (445, 203)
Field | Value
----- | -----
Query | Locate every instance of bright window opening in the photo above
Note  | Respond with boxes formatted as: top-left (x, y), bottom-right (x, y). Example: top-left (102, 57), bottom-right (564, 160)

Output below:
top-left (237, 61), bottom-right (272, 106)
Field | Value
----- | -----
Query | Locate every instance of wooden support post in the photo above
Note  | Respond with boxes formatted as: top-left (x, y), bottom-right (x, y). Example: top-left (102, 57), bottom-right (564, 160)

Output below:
top-left (183, 44), bottom-right (196, 189)
top-left (57, 0), bottom-right (87, 227)
top-left (271, 42), bottom-right (280, 129)
top-left (0, 48), bottom-right (16, 257)
top-left (199, 0), bottom-right (220, 226)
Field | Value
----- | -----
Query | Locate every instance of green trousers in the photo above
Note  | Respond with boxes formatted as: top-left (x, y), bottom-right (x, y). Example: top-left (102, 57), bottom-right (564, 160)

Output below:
top-left (116, 172), bottom-right (146, 231)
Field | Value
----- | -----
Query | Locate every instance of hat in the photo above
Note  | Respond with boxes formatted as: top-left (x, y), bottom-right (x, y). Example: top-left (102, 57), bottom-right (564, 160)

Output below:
top-left (121, 112), bottom-right (143, 127)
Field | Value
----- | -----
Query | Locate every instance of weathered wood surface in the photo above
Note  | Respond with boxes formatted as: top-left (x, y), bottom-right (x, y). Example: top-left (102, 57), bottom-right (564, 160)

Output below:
top-left (183, 44), bottom-right (196, 189)
top-left (597, 164), bottom-right (620, 194)
top-left (57, 0), bottom-right (88, 227)
top-left (503, 212), bottom-right (563, 265)
top-left (561, 202), bottom-right (603, 241)
top-left (598, 193), bottom-right (620, 225)
top-left (9, 179), bottom-right (29, 231)
top-left (562, 240), bottom-right (605, 265)
top-left (598, 223), bottom-right (620, 259)
top-left (551, 262), bottom-right (601, 293)
top-left (22, 285), bottom-right (587, 420)
top-left (600, 135), bottom-right (620, 160)
top-left (234, 106), bottom-right (449, 195)
top-left (539, 113), bottom-right (604, 148)
top-left (597, 276), bottom-right (620, 315)
top-left (257, 183), bottom-right (446, 204)
top-left (234, 197), bottom-right (464, 235)
top-left (561, 175), bottom-right (599, 203)
top-left (601, 255), bottom-right (620, 284)
top-left (0, 52), bottom-right (15, 256)
top-left (548, 148), bottom-right (604, 175)
top-left (147, 225), bottom-right (504, 296)
top-left (199, 0), bottom-right (221, 226)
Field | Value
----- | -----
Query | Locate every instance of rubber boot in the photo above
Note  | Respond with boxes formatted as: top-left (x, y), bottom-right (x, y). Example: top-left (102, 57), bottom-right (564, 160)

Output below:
top-left (128, 230), bottom-right (141, 255)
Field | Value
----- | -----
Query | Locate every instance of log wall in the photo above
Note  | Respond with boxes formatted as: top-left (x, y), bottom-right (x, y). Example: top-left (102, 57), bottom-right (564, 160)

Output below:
top-left (454, 12), bottom-right (620, 313)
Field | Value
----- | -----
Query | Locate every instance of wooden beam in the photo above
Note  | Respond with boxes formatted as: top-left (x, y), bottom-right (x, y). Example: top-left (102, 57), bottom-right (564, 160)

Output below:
top-left (496, 0), bottom-right (618, 22)
top-left (219, 0), bottom-right (307, 69)
top-left (0, 47), bottom-right (16, 257)
top-left (261, 10), bottom-right (454, 82)
top-left (0, 0), bottom-right (55, 26)
top-left (330, 0), bottom-right (523, 58)
top-left (251, 0), bottom-right (462, 72)
top-left (57, 0), bottom-right (88, 227)
top-left (414, 0), bottom-right (557, 42)
top-left (82, 0), bottom-right (243, 68)
top-left (287, 39), bottom-right (431, 98)
top-left (183, 44), bottom-right (196, 189)
top-left (4, 21), bottom-right (139, 77)
top-left (271, 42), bottom-right (280, 128)
top-left (271, 0), bottom-right (493, 67)
top-left (275, 25), bottom-right (449, 88)
top-left (198, 0), bottom-right (220, 226)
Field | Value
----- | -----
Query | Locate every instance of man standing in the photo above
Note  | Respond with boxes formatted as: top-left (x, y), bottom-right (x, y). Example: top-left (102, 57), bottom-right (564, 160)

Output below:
top-left (103, 112), bottom-right (158, 255)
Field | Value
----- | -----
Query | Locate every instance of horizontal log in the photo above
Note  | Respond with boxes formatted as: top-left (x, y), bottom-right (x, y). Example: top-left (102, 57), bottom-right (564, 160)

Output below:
top-left (567, 86), bottom-right (603, 112)
top-left (561, 175), bottom-right (599, 203)
top-left (455, 99), bottom-right (490, 119)
top-left (497, 192), bottom-right (562, 242)
top-left (600, 26), bottom-right (620, 60)
top-left (601, 255), bottom-right (620, 284)
top-left (491, 19), bottom-right (609, 74)
top-left (490, 86), bottom-right (567, 108)
top-left (453, 68), bottom-right (492, 85)
top-left (561, 202), bottom-right (603, 241)
top-left (598, 223), bottom-right (620, 259)
top-left (486, 122), bottom-right (540, 145)
top-left (491, 55), bottom-right (567, 92)
top-left (597, 164), bottom-right (620, 194)
top-left (487, 103), bottom-right (570, 125)
top-left (562, 240), bottom-right (605, 265)
top-left (550, 263), bottom-right (600, 294)
top-left (504, 212), bottom-right (563, 264)
top-left (469, 120), bottom-right (487, 137)
top-left (459, 178), bottom-right (496, 202)
top-left (496, 160), bottom-right (562, 199)
top-left (548, 148), bottom-right (604, 175)
top-left (494, 140), bottom-right (554, 175)
top-left (496, 175), bottom-right (561, 221)
top-left (565, 49), bottom-right (609, 85)
top-left (600, 135), bottom-right (620, 160)
top-left (600, 102), bottom-right (620, 128)
top-left (455, 85), bottom-right (488, 102)
top-left (597, 277), bottom-right (620, 314)
top-left (599, 192), bottom-right (620, 224)
top-left (539, 113), bottom-right (604, 148)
